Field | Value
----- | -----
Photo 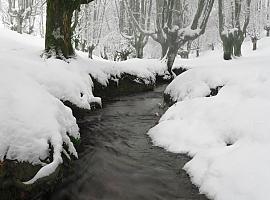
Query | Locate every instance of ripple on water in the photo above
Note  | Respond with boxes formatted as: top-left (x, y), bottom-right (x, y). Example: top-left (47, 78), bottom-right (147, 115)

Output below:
top-left (43, 85), bottom-right (208, 200)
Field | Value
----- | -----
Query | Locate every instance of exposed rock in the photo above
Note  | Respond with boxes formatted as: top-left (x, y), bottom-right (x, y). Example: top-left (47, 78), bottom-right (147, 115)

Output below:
top-left (164, 92), bottom-right (176, 107)
top-left (206, 86), bottom-right (224, 97)
top-left (92, 73), bottom-right (155, 100)
top-left (0, 160), bottom-right (63, 200)
top-left (164, 85), bottom-right (224, 106)
top-left (172, 66), bottom-right (188, 76)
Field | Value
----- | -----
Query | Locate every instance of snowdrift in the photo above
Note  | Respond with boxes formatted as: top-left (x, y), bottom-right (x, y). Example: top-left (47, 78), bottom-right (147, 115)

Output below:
top-left (0, 28), bottom-right (167, 185)
top-left (148, 37), bottom-right (270, 200)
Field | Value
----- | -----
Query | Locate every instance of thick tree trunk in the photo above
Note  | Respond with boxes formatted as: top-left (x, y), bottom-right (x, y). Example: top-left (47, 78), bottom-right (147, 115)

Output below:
top-left (135, 45), bottom-right (144, 58)
top-left (233, 38), bottom-right (244, 57)
top-left (166, 45), bottom-right (179, 74)
top-left (267, 29), bottom-right (270, 37)
top-left (233, 43), bottom-right (242, 57)
top-left (233, 30), bottom-right (244, 57)
top-left (45, 0), bottom-right (75, 59)
top-left (221, 34), bottom-right (233, 60)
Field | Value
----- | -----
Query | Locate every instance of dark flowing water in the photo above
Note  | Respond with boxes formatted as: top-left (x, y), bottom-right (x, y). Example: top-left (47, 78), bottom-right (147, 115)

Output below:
top-left (45, 85), bottom-right (208, 200)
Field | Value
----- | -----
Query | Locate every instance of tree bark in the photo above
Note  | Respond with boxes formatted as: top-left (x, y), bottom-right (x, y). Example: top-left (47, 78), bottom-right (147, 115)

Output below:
top-left (135, 45), bottom-right (144, 58)
top-left (233, 42), bottom-right (242, 57)
top-left (88, 44), bottom-right (95, 59)
top-left (233, 30), bottom-right (244, 57)
top-left (196, 49), bottom-right (200, 57)
top-left (252, 41), bottom-right (257, 51)
top-left (161, 43), bottom-right (169, 58)
top-left (221, 34), bottom-right (233, 60)
top-left (167, 45), bottom-right (179, 74)
top-left (45, 0), bottom-right (94, 59)
top-left (45, 0), bottom-right (75, 59)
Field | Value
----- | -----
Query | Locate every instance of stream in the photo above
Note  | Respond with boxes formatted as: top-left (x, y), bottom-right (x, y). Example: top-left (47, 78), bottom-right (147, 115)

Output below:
top-left (44, 85), bottom-right (208, 200)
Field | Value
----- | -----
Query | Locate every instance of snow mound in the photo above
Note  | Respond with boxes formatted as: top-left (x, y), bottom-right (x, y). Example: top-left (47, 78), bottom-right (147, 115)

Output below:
top-left (148, 37), bottom-right (270, 200)
top-left (76, 52), bottom-right (169, 86)
top-left (0, 67), bottom-right (79, 185)
top-left (0, 27), bottom-right (168, 185)
top-left (0, 29), bottom-right (99, 109)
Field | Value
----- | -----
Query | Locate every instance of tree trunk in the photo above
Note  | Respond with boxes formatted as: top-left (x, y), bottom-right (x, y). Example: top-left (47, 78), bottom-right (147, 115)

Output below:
top-left (74, 38), bottom-right (80, 50)
top-left (211, 43), bottom-right (215, 51)
top-left (267, 29), bottom-right (270, 37)
top-left (233, 43), bottom-right (242, 57)
top-left (221, 34), bottom-right (233, 60)
top-left (81, 40), bottom-right (87, 52)
top-left (16, 15), bottom-right (23, 34)
top-left (252, 41), bottom-right (257, 51)
top-left (161, 43), bottom-right (169, 58)
top-left (166, 45), bottom-right (179, 74)
top-left (196, 49), bottom-right (200, 57)
top-left (45, 0), bottom-right (75, 59)
top-left (233, 30), bottom-right (244, 57)
top-left (88, 45), bottom-right (95, 59)
top-left (135, 45), bottom-right (144, 58)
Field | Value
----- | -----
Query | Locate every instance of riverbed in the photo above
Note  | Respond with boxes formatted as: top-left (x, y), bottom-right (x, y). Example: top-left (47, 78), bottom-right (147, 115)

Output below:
top-left (44, 85), bottom-right (208, 200)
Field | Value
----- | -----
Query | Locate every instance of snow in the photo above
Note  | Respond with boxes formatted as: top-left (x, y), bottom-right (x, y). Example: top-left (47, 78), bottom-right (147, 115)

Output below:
top-left (0, 27), bottom-right (167, 184)
top-left (77, 53), bottom-right (169, 86)
top-left (0, 67), bottom-right (79, 185)
top-left (148, 37), bottom-right (270, 200)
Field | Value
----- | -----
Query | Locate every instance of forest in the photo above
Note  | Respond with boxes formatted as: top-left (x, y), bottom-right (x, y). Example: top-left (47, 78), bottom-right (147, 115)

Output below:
top-left (0, 0), bottom-right (270, 200)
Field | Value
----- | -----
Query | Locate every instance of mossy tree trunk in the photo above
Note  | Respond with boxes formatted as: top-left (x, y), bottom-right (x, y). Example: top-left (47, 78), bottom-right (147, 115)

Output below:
top-left (45, 0), bottom-right (94, 59)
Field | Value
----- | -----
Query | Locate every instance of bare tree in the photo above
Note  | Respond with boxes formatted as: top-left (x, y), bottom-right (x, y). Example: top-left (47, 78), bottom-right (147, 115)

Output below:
top-left (4, 0), bottom-right (43, 34)
top-left (126, 0), bottom-right (215, 74)
top-left (115, 0), bottom-right (153, 59)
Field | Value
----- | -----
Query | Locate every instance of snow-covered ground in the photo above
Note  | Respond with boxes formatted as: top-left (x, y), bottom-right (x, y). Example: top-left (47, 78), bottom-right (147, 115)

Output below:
top-left (148, 38), bottom-right (270, 200)
top-left (0, 28), bottom-right (167, 184)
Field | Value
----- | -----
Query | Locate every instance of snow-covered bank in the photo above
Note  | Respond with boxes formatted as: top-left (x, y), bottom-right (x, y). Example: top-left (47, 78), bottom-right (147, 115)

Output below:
top-left (0, 28), bottom-right (168, 185)
top-left (148, 38), bottom-right (270, 200)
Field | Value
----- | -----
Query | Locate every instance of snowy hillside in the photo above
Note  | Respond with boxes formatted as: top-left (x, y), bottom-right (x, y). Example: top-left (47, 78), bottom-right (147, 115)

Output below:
top-left (0, 28), bottom-right (167, 185)
top-left (148, 37), bottom-right (270, 200)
